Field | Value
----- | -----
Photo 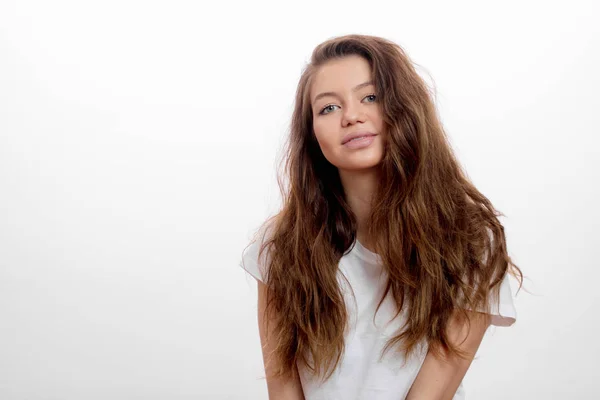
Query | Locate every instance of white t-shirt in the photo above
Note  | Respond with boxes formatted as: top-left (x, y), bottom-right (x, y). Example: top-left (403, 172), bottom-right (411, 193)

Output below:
top-left (240, 236), bottom-right (517, 400)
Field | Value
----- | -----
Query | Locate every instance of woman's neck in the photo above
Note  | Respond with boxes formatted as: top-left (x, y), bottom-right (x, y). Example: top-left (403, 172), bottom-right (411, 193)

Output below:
top-left (338, 166), bottom-right (380, 249)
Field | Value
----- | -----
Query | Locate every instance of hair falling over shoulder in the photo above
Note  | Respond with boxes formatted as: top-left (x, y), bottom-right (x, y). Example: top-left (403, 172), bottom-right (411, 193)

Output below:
top-left (250, 34), bottom-right (524, 383)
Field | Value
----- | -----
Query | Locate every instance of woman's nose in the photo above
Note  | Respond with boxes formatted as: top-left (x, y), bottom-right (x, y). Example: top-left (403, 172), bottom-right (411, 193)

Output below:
top-left (342, 104), bottom-right (365, 126)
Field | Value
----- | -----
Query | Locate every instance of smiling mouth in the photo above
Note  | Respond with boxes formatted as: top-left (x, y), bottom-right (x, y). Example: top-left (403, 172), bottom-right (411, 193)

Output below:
top-left (343, 134), bottom-right (377, 145)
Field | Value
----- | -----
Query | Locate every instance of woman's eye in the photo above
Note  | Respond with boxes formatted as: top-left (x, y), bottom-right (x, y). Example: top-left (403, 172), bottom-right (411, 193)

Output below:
top-left (319, 104), bottom-right (338, 115)
top-left (318, 94), bottom-right (376, 115)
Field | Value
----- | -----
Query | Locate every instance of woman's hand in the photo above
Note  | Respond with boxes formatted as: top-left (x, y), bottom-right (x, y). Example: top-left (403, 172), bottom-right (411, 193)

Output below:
top-left (405, 310), bottom-right (491, 400)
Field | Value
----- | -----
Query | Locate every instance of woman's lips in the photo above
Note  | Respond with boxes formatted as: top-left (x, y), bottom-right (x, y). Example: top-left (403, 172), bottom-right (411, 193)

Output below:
top-left (343, 134), bottom-right (377, 149)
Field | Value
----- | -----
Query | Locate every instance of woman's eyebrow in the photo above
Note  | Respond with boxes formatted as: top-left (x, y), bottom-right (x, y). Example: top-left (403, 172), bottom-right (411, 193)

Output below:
top-left (313, 81), bottom-right (374, 104)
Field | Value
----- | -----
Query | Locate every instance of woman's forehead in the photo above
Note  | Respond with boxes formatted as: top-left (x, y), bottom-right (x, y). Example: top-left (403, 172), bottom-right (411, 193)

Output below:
top-left (310, 57), bottom-right (373, 104)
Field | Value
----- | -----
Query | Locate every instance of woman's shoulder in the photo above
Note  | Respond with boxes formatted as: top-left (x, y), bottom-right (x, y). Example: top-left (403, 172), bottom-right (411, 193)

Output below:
top-left (239, 220), bottom-right (277, 283)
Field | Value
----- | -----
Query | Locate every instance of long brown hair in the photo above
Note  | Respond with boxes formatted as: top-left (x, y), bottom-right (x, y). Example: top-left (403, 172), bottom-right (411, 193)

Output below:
top-left (248, 34), bottom-right (523, 382)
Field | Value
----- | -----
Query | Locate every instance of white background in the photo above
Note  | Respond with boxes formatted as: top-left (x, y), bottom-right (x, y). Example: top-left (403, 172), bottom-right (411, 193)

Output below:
top-left (1, 0), bottom-right (598, 399)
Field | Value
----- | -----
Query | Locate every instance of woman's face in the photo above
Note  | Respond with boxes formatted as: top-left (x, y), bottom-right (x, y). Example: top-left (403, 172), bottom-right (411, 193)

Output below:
top-left (310, 55), bottom-right (385, 172)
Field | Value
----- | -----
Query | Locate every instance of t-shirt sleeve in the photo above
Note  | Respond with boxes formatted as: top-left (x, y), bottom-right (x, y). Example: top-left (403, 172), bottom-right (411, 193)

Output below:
top-left (239, 240), bottom-right (268, 283)
top-left (459, 271), bottom-right (517, 327)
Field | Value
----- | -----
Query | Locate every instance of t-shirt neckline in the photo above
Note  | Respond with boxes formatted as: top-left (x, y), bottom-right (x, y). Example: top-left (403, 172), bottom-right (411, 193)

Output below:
top-left (353, 239), bottom-right (382, 264)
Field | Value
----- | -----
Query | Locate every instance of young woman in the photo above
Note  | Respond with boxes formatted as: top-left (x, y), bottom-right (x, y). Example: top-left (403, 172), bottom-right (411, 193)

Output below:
top-left (240, 34), bottom-right (523, 400)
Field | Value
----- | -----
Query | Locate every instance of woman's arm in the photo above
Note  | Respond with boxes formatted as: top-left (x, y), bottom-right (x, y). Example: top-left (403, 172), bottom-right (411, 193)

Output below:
top-left (405, 310), bottom-right (491, 400)
top-left (257, 280), bottom-right (305, 400)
